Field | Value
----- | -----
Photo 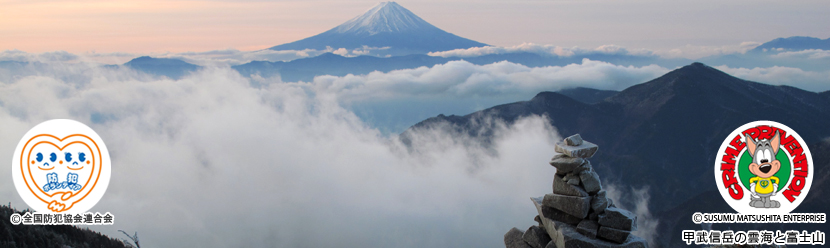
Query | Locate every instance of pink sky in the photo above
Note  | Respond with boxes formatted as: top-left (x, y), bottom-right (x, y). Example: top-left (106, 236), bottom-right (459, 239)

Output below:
top-left (1, 0), bottom-right (828, 53)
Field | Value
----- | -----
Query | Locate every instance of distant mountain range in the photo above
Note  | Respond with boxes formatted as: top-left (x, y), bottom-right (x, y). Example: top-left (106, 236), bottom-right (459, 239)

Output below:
top-left (750, 36), bottom-right (830, 52)
top-left (269, 2), bottom-right (487, 56)
top-left (232, 52), bottom-right (681, 82)
top-left (403, 62), bottom-right (830, 247)
top-left (116, 35), bottom-right (830, 82)
top-left (123, 56), bottom-right (202, 79)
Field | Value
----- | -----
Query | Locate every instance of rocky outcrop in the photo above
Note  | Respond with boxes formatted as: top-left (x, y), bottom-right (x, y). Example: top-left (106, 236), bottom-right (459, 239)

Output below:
top-left (505, 134), bottom-right (648, 248)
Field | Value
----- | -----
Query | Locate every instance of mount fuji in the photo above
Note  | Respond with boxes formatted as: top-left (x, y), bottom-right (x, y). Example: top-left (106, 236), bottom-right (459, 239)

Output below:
top-left (268, 2), bottom-right (488, 55)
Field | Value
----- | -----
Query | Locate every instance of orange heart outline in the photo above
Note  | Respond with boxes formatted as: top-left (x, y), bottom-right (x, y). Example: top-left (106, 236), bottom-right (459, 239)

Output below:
top-left (19, 134), bottom-right (103, 212)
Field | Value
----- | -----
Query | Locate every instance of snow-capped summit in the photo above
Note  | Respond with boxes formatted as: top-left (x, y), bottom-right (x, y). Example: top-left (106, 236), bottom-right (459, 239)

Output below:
top-left (269, 1), bottom-right (487, 56)
top-left (333, 2), bottom-right (435, 35)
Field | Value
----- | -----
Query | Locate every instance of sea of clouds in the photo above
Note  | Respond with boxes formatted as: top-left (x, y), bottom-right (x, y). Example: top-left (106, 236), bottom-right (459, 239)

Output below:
top-left (0, 56), bottom-right (599, 247)
top-left (0, 49), bottom-right (826, 247)
top-left (426, 42), bottom-right (763, 60)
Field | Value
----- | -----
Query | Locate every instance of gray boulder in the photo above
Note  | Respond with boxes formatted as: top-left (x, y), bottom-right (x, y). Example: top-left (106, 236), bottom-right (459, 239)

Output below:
top-left (554, 140), bottom-right (598, 158)
top-left (553, 175), bottom-right (589, 197)
top-left (598, 207), bottom-right (637, 231)
top-left (598, 226), bottom-right (631, 244)
top-left (547, 220), bottom-right (647, 248)
top-left (563, 173), bottom-right (580, 185)
top-left (565, 134), bottom-right (584, 146)
top-left (591, 190), bottom-right (610, 213)
top-left (549, 155), bottom-right (585, 175)
top-left (572, 160), bottom-right (593, 174)
top-left (505, 227), bottom-right (532, 248)
top-left (532, 197), bottom-right (582, 226)
top-left (543, 193), bottom-right (591, 219)
top-left (589, 211), bottom-right (600, 221)
top-left (579, 169), bottom-right (603, 194)
top-left (533, 198), bottom-right (648, 248)
top-left (523, 225), bottom-right (552, 248)
top-left (576, 219), bottom-right (599, 239)
top-left (534, 215), bottom-right (544, 229)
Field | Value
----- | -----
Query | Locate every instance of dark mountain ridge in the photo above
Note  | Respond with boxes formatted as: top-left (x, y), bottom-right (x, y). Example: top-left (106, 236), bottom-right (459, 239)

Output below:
top-left (406, 62), bottom-right (830, 212)
top-left (0, 205), bottom-right (129, 247)
top-left (405, 62), bottom-right (830, 247)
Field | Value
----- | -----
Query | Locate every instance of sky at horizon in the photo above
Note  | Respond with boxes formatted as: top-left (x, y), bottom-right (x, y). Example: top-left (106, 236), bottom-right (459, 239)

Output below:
top-left (1, 0), bottom-right (829, 54)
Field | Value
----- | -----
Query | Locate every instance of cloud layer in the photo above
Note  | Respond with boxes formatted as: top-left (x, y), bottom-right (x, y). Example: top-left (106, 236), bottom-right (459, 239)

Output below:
top-left (308, 59), bottom-right (669, 100)
top-left (427, 43), bottom-right (654, 58)
top-left (426, 42), bottom-right (767, 60)
top-left (715, 65), bottom-right (830, 92)
top-left (0, 60), bottom-right (563, 247)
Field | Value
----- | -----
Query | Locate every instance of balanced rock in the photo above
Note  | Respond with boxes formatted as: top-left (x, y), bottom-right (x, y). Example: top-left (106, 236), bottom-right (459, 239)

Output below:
top-left (532, 197), bottom-right (582, 226)
top-left (598, 226), bottom-right (631, 244)
top-left (565, 134), bottom-right (584, 146)
top-left (579, 169), bottom-right (603, 194)
top-left (591, 190), bottom-right (610, 213)
top-left (588, 211), bottom-right (600, 221)
top-left (546, 220), bottom-right (647, 248)
top-left (543, 193), bottom-right (591, 219)
top-left (572, 160), bottom-right (593, 174)
top-left (508, 134), bottom-right (648, 248)
top-left (553, 174), bottom-right (589, 197)
top-left (534, 215), bottom-right (544, 229)
top-left (555, 140), bottom-right (598, 158)
top-left (550, 154), bottom-right (585, 175)
top-left (523, 226), bottom-right (552, 248)
top-left (598, 207), bottom-right (637, 231)
top-left (505, 227), bottom-right (532, 248)
top-left (563, 173), bottom-right (580, 185)
top-left (531, 195), bottom-right (648, 248)
top-left (576, 219), bottom-right (599, 239)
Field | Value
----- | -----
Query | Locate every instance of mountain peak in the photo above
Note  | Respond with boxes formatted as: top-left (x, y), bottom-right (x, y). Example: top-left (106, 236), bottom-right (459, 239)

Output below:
top-left (668, 62), bottom-right (734, 80)
top-left (332, 2), bottom-right (435, 35)
top-left (268, 2), bottom-right (487, 55)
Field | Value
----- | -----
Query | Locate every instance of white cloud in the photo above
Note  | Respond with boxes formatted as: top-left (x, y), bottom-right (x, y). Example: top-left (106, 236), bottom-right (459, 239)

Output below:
top-left (428, 42), bottom-right (766, 60)
top-left (714, 65), bottom-right (830, 92)
top-left (653, 41), bottom-right (762, 59)
top-left (307, 58), bottom-right (670, 102)
top-left (1, 46), bottom-right (392, 67)
top-left (604, 184), bottom-right (659, 248)
top-left (428, 43), bottom-right (654, 58)
top-left (0, 61), bottom-right (563, 247)
top-left (0, 50), bottom-right (79, 63)
top-left (173, 46), bottom-right (392, 66)
top-left (770, 49), bottom-right (830, 60)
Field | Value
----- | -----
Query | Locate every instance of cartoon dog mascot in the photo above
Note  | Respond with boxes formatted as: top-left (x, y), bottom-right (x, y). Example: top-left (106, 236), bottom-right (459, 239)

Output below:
top-left (745, 131), bottom-right (781, 208)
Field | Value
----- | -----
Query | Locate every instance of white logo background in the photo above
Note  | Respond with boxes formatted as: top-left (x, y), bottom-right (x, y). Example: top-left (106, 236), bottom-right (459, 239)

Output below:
top-left (11, 119), bottom-right (111, 213)
top-left (714, 120), bottom-right (813, 214)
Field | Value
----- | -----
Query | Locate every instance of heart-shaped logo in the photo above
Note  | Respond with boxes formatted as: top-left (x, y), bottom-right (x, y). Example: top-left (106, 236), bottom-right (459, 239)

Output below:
top-left (12, 119), bottom-right (111, 213)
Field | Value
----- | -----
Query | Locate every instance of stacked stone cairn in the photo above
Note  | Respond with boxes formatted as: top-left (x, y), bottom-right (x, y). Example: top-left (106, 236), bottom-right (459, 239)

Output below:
top-left (504, 134), bottom-right (648, 248)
